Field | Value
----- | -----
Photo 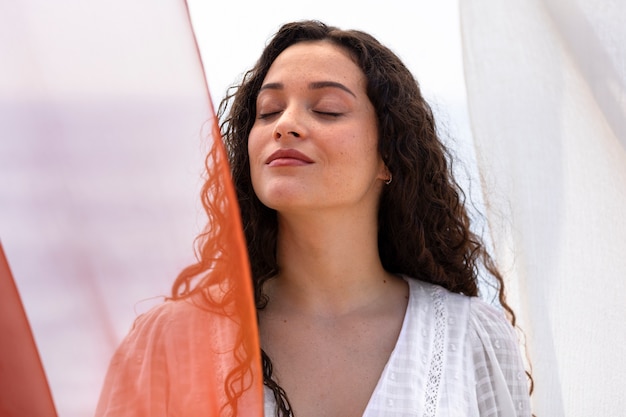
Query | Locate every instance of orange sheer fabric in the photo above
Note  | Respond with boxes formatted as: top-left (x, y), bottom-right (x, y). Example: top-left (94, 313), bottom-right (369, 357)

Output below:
top-left (95, 289), bottom-right (262, 416)
top-left (0, 1), bottom-right (262, 415)
top-left (95, 69), bottom-right (264, 417)
top-left (0, 243), bottom-right (58, 417)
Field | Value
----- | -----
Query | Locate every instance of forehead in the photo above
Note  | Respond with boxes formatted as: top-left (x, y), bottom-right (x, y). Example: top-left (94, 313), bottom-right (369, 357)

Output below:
top-left (264, 41), bottom-right (365, 88)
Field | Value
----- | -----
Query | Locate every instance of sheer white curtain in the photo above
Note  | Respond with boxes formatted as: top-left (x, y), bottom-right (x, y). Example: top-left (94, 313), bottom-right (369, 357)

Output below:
top-left (461, 0), bottom-right (626, 415)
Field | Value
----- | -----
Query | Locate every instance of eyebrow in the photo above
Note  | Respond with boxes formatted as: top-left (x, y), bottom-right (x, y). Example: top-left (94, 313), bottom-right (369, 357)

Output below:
top-left (259, 81), bottom-right (357, 98)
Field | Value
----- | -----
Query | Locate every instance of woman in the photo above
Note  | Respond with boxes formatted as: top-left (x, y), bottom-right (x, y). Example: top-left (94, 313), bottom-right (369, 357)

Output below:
top-left (97, 20), bottom-right (531, 417)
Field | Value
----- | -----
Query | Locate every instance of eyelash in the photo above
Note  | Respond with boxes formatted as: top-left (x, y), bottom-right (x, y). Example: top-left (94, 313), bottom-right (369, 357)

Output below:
top-left (314, 111), bottom-right (342, 118)
top-left (257, 110), bottom-right (342, 120)
top-left (258, 112), bottom-right (280, 120)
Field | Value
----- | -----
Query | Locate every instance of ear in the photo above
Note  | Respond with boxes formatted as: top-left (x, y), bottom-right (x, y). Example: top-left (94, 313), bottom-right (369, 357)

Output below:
top-left (378, 163), bottom-right (392, 183)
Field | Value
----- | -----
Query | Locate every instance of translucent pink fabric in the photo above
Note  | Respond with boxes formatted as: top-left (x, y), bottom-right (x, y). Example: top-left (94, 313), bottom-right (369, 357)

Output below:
top-left (0, 1), bottom-right (262, 415)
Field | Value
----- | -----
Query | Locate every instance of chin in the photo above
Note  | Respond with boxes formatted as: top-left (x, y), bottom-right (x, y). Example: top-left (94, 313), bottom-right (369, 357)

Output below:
top-left (258, 194), bottom-right (308, 212)
top-left (255, 180), bottom-right (313, 208)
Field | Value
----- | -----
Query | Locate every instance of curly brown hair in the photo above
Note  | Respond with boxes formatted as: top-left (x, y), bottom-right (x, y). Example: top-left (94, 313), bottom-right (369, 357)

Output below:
top-left (174, 20), bottom-right (531, 416)
top-left (211, 20), bottom-right (527, 415)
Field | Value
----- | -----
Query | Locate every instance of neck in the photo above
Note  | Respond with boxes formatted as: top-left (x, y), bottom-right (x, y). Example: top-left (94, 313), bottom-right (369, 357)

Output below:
top-left (266, 208), bottom-right (397, 316)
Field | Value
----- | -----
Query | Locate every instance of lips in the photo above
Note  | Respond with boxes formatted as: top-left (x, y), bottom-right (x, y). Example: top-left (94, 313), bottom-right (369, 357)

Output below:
top-left (266, 149), bottom-right (314, 167)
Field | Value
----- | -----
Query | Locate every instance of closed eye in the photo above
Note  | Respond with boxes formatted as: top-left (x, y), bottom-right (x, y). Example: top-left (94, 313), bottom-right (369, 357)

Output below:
top-left (314, 111), bottom-right (342, 118)
top-left (258, 111), bottom-right (281, 120)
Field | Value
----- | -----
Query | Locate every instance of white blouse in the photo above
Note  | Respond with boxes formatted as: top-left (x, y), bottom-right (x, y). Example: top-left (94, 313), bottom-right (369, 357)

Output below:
top-left (264, 278), bottom-right (531, 417)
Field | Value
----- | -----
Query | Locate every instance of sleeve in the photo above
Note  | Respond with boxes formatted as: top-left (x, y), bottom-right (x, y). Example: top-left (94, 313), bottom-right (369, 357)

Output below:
top-left (468, 298), bottom-right (531, 417)
top-left (94, 301), bottom-right (221, 417)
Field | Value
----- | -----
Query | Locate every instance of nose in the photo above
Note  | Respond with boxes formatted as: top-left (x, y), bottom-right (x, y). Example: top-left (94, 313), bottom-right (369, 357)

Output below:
top-left (273, 108), bottom-right (304, 140)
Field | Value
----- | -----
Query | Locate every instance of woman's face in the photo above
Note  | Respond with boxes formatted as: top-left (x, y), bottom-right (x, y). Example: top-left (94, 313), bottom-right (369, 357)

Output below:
top-left (248, 41), bottom-right (387, 215)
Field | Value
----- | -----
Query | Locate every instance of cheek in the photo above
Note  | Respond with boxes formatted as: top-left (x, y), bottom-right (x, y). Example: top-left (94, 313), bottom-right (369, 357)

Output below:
top-left (247, 128), bottom-right (258, 158)
top-left (247, 128), bottom-right (264, 167)
top-left (339, 130), bottom-right (379, 164)
top-left (247, 128), bottom-right (267, 193)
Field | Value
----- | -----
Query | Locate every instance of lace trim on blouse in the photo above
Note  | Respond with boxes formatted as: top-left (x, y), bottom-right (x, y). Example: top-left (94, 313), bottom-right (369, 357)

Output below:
top-left (423, 285), bottom-right (447, 416)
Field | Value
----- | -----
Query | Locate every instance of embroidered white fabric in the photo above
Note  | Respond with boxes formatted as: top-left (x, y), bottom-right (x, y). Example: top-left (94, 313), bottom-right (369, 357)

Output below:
top-left (264, 278), bottom-right (531, 416)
